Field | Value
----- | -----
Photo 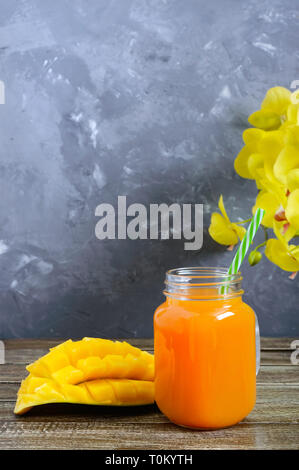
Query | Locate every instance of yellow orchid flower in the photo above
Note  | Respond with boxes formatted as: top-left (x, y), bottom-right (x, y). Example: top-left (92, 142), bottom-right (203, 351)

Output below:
top-left (234, 128), bottom-right (264, 180)
top-left (249, 110), bottom-right (281, 130)
top-left (261, 87), bottom-right (292, 114)
top-left (265, 238), bottom-right (299, 272)
top-left (210, 85), bottom-right (299, 277)
top-left (273, 144), bottom-right (299, 186)
top-left (208, 196), bottom-right (246, 246)
top-left (290, 88), bottom-right (299, 109)
top-left (283, 125), bottom-right (299, 146)
top-left (234, 145), bottom-right (256, 180)
top-left (252, 190), bottom-right (281, 228)
top-left (265, 220), bottom-right (299, 272)
top-left (248, 87), bottom-right (291, 130)
top-left (257, 131), bottom-right (284, 182)
top-left (285, 189), bottom-right (299, 231)
top-left (234, 128), bottom-right (285, 191)
top-left (242, 128), bottom-right (265, 146)
top-left (275, 128), bottom-right (299, 191)
top-left (286, 103), bottom-right (299, 125)
top-left (287, 169), bottom-right (299, 192)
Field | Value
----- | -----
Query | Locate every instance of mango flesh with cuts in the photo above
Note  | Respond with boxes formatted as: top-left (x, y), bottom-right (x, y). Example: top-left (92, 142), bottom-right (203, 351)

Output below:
top-left (26, 338), bottom-right (154, 384)
top-left (14, 338), bottom-right (155, 415)
top-left (14, 376), bottom-right (155, 415)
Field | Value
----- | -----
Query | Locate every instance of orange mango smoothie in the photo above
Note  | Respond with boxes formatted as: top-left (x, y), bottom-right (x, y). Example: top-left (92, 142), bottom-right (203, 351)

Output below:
top-left (154, 268), bottom-right (257, 429)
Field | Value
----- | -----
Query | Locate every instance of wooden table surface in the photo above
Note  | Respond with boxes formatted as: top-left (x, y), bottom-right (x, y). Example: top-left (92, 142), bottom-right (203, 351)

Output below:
top-left (0, 338), bottom-right (298, 450)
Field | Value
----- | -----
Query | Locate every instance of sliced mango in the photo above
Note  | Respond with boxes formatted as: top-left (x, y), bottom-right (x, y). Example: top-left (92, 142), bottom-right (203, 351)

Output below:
top-left (14, 377), bottom-right (154, 415)
top-left (52, 365), bottom-right (85, 385)
top-left (15, 338), bottom-right (155, 415)
top-left (26, 338), bottom-right (154, 383)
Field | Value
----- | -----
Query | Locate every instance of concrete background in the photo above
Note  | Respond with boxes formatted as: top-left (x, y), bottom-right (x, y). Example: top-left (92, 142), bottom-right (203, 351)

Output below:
top-left (0, 0), bottom-right (298, 338)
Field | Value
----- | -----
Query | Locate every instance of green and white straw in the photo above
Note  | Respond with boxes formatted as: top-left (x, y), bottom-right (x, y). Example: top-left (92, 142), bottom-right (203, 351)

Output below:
top-left (223, 208), bottom-right (265, 293)
top-left (228, 208), bottom-right (265, 275)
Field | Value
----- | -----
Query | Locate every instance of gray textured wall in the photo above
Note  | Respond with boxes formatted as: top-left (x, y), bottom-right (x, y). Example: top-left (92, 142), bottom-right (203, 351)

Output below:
top-left (0, 0), bottom-right (298, 338)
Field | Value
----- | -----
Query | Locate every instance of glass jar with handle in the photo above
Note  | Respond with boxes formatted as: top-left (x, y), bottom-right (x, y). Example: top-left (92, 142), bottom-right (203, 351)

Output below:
top-left (154, 267), bottom-right (258, 429)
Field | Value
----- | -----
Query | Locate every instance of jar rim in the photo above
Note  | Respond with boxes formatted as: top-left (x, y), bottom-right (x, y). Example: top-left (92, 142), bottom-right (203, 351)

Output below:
top-left (164, 266), bottom-right (243, 300)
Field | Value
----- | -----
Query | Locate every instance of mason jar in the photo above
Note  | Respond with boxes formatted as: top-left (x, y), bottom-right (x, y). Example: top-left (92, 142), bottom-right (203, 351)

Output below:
top-left (154, 267), bottom-right (259, 429)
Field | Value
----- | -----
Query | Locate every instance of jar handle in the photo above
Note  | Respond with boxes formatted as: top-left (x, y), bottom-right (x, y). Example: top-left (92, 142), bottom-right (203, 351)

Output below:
top-left (255, 313), bottom-right (260, 375)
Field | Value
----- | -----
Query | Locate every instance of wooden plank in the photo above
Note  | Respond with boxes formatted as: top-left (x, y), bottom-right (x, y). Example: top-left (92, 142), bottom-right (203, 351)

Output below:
top-left (3, 348), bottom-right (292, 366)
top-left (4, 337), bottom-right (298, 356)
top-left (0, 384), bottom-right (298, 424)
top-left (250, 384), bottom-right (299, 423)
top-left (0, 383), bottom-right (19, 400)
top-left (260, 337), bottom-right (296, 350)
top-left (3, 338), bottom-right (154, 351)
top-left (4, 347), bottom-right (154, 365)
top-left (2, 340), bottom-right (296, 365)
top-left (4, 337), bottom-right (296, 349)
top-left (3, 339), bottom-right (154, 364)
top-left (0, 420), bottom-right (298, 449)
top-left (1, 364), bottom-right (298, 384)
top-left (0, 364), bottom-right (28, 382)
top-left (260, 350), bottom-right (293, 365)
top-left (257, 366), bottom-right (299, 384)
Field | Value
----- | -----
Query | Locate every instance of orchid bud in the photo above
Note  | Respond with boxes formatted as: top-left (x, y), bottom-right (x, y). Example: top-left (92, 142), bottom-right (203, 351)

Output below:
top-left (249, 250), bottom-right (262, 266)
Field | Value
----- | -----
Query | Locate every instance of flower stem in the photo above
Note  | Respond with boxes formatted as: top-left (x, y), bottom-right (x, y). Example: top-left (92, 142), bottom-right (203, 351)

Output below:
top-left (235, 217), bottom-right (253, 225)
top-left (253, 240), bottom-right (267, 251)
top-left (252, 226), bottom-right (269, 252)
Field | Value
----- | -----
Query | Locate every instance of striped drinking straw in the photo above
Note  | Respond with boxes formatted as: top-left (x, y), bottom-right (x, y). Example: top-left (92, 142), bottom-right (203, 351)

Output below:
top-left (222, 208), bottom-right (265, 294)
